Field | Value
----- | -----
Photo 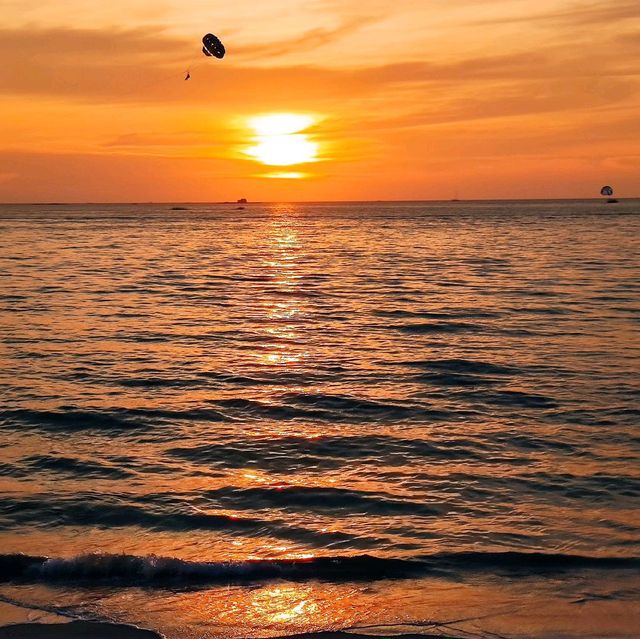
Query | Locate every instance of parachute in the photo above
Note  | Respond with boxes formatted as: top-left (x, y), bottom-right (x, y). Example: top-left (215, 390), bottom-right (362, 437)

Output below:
top-left (202, 33), bottom-right (225, 59)
top-left (600, 185), bottom-right (614, 196)
top-left (183, 33), bottom-right (224, 81)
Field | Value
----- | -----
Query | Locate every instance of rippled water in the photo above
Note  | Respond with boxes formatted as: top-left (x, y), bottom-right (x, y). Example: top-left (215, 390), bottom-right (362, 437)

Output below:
top-left (0, 201), bottom-right (639, 639)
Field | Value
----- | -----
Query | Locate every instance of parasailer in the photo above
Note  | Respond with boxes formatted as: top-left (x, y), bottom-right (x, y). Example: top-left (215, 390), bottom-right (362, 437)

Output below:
top-left (184, 33), bottom-right (225, 81)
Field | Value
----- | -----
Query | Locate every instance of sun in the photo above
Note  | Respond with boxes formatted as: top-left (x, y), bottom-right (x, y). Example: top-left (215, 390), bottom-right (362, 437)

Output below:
top-left (248, 114), bottom-right (314, 137)
top-left (245, 113), bottom-right (319, 168)
top-left (246, 135), bottom-right (317, 166)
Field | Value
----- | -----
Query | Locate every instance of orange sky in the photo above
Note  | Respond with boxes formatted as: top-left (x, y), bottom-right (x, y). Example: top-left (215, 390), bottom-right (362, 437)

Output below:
top-left (1, 0), bottom-right (638, 201)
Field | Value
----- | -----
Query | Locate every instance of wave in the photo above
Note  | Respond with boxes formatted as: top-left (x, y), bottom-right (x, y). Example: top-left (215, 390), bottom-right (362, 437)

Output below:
top-left (374, 309), bottom-right (500, 320)
top-left (400, 358), bottom-right (518, 376)
top-left (0, 409), bottom-right (145, 432)
top-left (391, 321), bottom-right (485, 334)
top-left (0, 553), bottom-right (419, 585)
top-left (200, 485), bottom-right (443, 517)
top-left (22, 455), bottom-right (134, 480)
top-left (0, 497), bottom-right (378, 549)
top-left (455, 389), bottom-right (559, 409)
top-left (0, 551), bottom-right (637, 587)
top-left (0, 406), bottom-right (230, 433)
top-left (412, 372), bottom-right (502, 387)
top-left (207, 394), bottom-right (450, 423)
top-left (167, 434), bottom-right (491, 472)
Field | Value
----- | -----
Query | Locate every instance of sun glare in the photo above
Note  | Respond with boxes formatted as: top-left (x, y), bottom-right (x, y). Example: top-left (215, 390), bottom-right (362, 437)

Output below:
top-left (248, 114), bottom-right (315, 137)
top-left (246, 135), bottom-right (317, 166)
top-left (261, 172), bottom-right (308, 179)
top-left (245, 113), bottom-right (319, 171)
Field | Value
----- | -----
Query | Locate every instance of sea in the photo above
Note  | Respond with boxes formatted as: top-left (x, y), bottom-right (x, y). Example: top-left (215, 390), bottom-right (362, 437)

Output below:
top-left (0, 200), bottom-right (638, 639)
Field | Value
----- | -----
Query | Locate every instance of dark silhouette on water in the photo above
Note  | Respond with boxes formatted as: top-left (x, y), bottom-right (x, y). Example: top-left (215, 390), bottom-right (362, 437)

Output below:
top-left (600, 185), bottom-right (618, 203)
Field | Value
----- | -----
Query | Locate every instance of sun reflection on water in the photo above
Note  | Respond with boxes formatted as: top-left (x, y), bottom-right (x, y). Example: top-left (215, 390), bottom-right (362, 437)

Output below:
top-left (250, 584), bottom-right (319, 626)
top-left (256, 211), bottom-right (309, 369)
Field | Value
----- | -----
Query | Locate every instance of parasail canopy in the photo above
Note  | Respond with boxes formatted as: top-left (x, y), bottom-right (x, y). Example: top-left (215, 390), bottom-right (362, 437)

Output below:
top-left (600, 185), bottom-right (614, 196)
top-left (202, 33), bottom-right (225, 59)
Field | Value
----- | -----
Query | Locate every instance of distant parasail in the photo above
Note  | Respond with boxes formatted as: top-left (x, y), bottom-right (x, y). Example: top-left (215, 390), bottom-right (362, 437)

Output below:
top-left (202, 33), bottom-right (226, 59)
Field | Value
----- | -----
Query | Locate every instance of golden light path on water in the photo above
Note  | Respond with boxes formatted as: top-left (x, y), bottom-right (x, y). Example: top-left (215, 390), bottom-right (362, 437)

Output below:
top-left (259, 214), bottom-right (307, 368)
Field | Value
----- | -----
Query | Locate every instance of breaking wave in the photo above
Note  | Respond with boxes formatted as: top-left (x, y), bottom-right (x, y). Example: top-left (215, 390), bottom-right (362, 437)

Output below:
top-left (1, 552), bottom-right (637, 587)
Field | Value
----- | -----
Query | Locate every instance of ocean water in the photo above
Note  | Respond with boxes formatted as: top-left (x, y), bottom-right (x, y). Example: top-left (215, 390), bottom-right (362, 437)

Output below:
top-left (0, 200), bottom-right (638, 639)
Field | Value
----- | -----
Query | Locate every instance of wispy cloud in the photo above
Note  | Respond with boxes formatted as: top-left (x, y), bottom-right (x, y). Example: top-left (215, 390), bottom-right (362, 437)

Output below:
top-left (2, 25), bottom-right (637, 105)
top-left (0, 26), bottom-right (191, 61)
top-left (472, 0), bottom-right (640, 27)
top-left (231, 16), bottom-right (380, 60)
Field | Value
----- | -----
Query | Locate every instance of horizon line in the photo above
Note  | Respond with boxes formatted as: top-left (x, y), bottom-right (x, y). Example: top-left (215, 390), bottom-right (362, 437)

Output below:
top-left (0, 196), bottom-right (636, 206)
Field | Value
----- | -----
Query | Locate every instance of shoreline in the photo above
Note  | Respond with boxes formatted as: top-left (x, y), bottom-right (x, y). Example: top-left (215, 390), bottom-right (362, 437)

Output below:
top-left (0, 623), bottom-right (451, 639)
top-left (0, 622), bottom-right (162, 639)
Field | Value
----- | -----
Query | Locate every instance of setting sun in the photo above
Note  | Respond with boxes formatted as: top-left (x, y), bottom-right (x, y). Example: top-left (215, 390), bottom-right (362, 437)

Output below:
top-left (248, 114), bottom-right (315, 137)
top-left (245, 113), bottom-right (319, 170)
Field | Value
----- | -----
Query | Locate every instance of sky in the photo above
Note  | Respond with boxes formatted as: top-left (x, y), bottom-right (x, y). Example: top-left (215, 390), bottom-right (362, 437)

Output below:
top-left (0, 0), bottom-right (638, 201)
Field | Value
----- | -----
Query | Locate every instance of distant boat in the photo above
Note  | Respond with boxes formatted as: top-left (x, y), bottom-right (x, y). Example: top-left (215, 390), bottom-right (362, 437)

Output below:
top-left (607, 199), bottom-right (618, 204)
top-left (237, 198), bottom-right (247, 204)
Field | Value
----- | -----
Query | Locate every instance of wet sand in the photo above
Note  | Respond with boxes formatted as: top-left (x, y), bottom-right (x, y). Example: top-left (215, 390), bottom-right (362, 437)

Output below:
top-left (0, 622), bottom-right (162, 639)
top-left (0, 626), bottom-right (446, 639)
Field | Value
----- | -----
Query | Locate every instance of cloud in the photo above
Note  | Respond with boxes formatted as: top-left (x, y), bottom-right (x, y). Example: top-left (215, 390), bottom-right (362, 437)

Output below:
top-left (1, 24), bottom-right (638, 108)
top-left (0, 25), bottom-right (190, 61)
top-left (473, 0), bottom-right (640, 27)
top-left (103, 132), bottom-right (208, 148)
top-left (231, 15), bottom-right (380, 60)
top-left (616, 29), bottom-right (640, 46)
top-left (331, 78), bottom-right (640, 145)
top-left (0, 26), bottom-right (192, 102)
top-left (0, 150), bottom-right (242, 202)
top-left (0, 25), bottom-right (389, 104)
